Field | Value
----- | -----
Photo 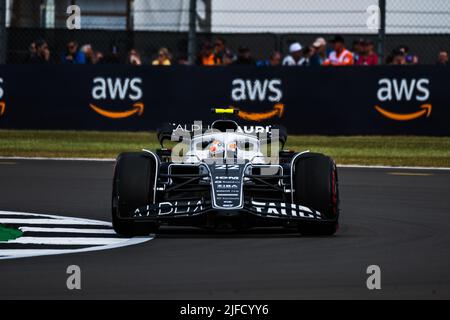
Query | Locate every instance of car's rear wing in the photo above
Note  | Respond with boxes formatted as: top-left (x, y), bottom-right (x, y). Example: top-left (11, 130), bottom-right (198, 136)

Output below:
top-left (157, 120), bottom-right (287, 149)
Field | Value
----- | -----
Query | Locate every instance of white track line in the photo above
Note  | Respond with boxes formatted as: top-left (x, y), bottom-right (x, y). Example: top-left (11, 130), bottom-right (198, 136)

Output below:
top-left (0, 210), bottom-right (154, 260)
top-left (9, 237), bottom-right (125, 245)
top-left (0, 237), bottom-right (151, 260)
top-left (337, 164), bottom-right (450, 171)
top-left (1, 156), bottom-right (449, 170)
top-left (0, 210), bottom-right (112, 225)
top-left (0, 218), bottom-right (110, 225)
top-left (0, 249), bottom-right (88, 256)
top-left (0, 156), bottom-right (114, 162)
top-left (19, 227), bottom-right (116, 234)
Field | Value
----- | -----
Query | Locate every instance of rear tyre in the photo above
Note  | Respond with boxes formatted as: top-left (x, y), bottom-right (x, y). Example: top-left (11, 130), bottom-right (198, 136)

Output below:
top-left (293, 153), bottom-right (339, 236)
top-left (112, 152), bottom-right (159, 236)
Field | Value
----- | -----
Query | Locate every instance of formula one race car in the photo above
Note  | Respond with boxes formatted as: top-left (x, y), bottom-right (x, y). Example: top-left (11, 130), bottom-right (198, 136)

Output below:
top-left (112, 109), bottom-right (339, 236)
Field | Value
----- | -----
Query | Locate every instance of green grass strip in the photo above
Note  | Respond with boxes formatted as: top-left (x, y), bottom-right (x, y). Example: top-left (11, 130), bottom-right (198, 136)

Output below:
top-left (0, 130), bottom-right (449, 167)
top-left (0, 224), bottom-right (23, 242)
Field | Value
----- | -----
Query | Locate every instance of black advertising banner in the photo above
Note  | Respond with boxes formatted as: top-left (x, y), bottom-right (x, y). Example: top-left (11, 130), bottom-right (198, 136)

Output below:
top-left (0, 64), bottom-right (449, 135)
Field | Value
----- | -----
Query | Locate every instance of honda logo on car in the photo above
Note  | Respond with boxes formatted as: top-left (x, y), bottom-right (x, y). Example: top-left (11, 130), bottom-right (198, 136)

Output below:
top-left (230, 79), bottom-right (285, 121)
top-left (375, 78), bottom-right (431, 121)
top-left (89, 77), bottom-right (144, 119)
top-left (0, 78), bottom-right (5, 117)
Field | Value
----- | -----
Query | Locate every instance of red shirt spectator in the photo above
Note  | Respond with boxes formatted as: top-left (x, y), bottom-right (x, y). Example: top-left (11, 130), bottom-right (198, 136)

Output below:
top-left (437, 49), bottom-right (449, 66)
top-left (357, 53), bottom-right (378, 66)
top-left (356, 40), bottom-right (379, 66)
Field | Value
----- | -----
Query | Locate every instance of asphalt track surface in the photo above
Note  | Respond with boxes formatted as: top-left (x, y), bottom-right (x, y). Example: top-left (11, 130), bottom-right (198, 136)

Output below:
top-left (0, 159), bottom-right (449, 299)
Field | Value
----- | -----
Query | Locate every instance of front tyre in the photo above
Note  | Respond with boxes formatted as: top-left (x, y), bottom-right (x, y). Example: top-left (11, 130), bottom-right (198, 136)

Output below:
top-left (293, 153), bottom-right (339, 236)
top-left (112, 152), bottom-right (159, 236)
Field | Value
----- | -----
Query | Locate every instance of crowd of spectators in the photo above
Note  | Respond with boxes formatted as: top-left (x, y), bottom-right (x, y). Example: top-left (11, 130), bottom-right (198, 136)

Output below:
top-left (26, 35), bottom-right (448, 67)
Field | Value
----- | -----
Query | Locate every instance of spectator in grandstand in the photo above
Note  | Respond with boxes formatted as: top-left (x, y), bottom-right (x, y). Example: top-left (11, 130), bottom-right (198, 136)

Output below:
top-left (222, 49), bottom-right (235, 66)
top-left (213, 37), bottom-right (227, 65)
top-left (100, 45), bottom-right (121, 64)
top-left (323, 35), bottom-right (354, 66)
top-left (397, 45), bottom-right (418, 64)
top-left (152, 47), bottom-right (172, 66)
top-left (29, 42), bottom-right (36, 54)
top-left (269, 51), bottom-right (282, 66)
top-left (257, 51), bottom-right (282, 66)
top-left (81, 44), bottom-right (96, 64)
top-left (26, 42), bottom-right (37, 63)
top-left (233, 46), bottom-right (256, 65)
top-left (351, 38), bottom-right (365, 64)
top-left (282, 42), bottom-right (305, 66)
top-left (310, 37), bottom-right (328, 66)
top-left (176, 55), bottom-right (189, 65)
top-left (95, 51), bottom-right (104, 64)
top-left (198, 42), bottom-right (214, 65)
top-left (386, 48), bottom-right (406, 65)
top-left (300, 46), bottom-right (313, 66)
top-left (436, 49), bottom-right (449, 66)
top-left (366, 40), bottom-right (379, 65)
top-left (127, 48), bottom-right (142, 66)
top-left (29, 39), bottom-right (50, 64)
top-left (62, 41), bottom-right (86, 64)
top-left (356, 40), bottom-right (379, 66)
top-left (197, 38), bottom-right (226, 66)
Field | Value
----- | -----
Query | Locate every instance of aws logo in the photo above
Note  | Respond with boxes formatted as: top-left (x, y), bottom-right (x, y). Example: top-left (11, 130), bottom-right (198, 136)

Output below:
top-left (230, 79), bottom-right (284, 121)
top-left (375, 78), bottom-right (431, 121)
top-left (90, 77), bottom-right (144, 119)
top-left (0, 78), bottom-right (5, 117)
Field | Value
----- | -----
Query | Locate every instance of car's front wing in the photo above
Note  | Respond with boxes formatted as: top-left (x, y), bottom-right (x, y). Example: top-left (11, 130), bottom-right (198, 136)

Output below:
top-left (126, 199), bottom-right (335, 223)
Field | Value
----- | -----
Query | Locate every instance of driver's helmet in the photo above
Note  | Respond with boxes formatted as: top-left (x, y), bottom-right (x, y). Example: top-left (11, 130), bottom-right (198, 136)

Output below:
top-left (208, 139), bottom-right (225, 157)
top-left (208, 139), bottom-right (237, 157)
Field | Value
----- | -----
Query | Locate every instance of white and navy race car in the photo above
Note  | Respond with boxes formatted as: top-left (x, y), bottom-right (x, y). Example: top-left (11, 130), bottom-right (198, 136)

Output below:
top-left (112, 109), bottom-right (339, 236)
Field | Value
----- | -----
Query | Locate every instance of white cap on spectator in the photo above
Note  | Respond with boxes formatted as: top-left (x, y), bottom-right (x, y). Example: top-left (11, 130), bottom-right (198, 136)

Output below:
top-left (313, 37), bottom-right (326, 48)
top-left (289, 42), bottom-right (302, 53)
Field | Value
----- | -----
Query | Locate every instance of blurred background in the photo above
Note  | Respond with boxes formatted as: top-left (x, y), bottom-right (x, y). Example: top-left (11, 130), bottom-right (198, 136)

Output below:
top-left (1, 0), bottom-right (449, 65)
